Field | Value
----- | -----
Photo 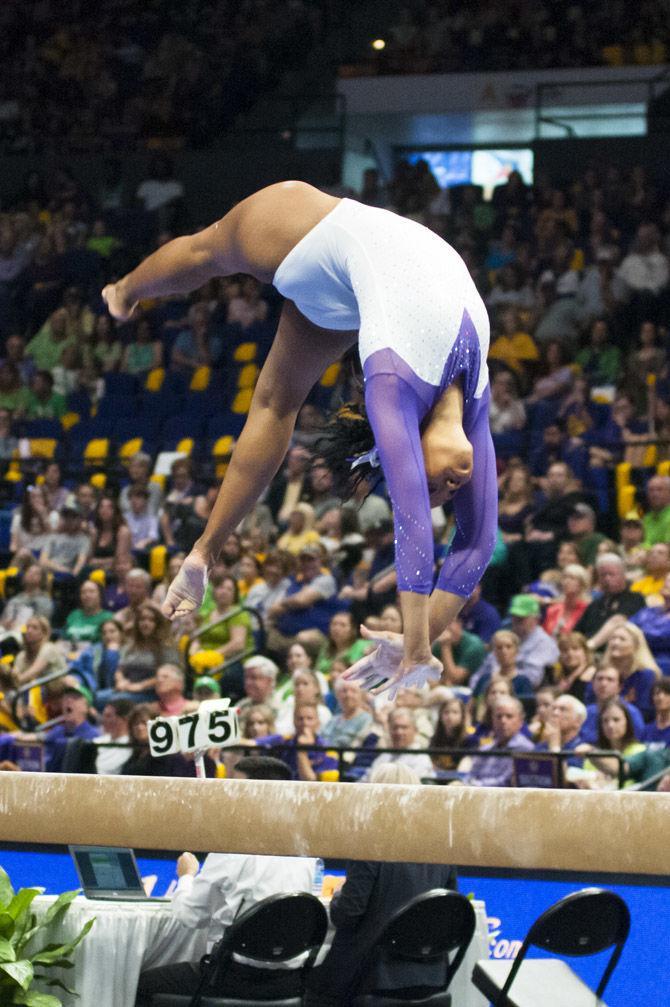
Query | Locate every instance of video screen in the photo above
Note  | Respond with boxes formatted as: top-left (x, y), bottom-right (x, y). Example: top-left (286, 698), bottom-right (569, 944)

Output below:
top-left (404, 148), bottom-right (534, 198)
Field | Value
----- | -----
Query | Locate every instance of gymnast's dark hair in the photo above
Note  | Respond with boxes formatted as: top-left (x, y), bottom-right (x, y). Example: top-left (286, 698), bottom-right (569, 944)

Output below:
top-left (314, 347), bottom-right (381, 499)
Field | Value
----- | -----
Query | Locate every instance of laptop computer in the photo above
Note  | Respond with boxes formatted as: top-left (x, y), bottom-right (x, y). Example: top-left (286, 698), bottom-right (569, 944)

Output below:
top-left (69, 845), bottom-right (170, 902)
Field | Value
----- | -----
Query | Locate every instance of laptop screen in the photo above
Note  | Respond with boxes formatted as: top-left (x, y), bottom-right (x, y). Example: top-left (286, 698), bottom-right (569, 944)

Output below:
top-left (70, 846), bottom-right (144, 893)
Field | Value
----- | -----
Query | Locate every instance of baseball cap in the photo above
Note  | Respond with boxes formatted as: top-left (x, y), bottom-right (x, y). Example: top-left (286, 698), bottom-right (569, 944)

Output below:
top-left (508, 594), bottom-right (540, 618)
top-left (622, 510), bottom-right (642, 525)
top-left (193, 676), bottom-right (221, 696)
top-left (570, 502), bottom-right (595, 520)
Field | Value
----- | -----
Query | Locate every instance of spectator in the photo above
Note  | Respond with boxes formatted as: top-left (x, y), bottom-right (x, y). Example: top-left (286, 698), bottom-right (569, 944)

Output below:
top-left (89, 495), bottom-right (132, 571)
top-left (364, 707), bottom-right (434, 781)
top-left (276, 502), bottom-right (321, 556)
top-left (575, 318), bottom-right (622, 387)
top-left (497, 465), bottom-right (534, 545)
top-left (64, 579), bottom-right (114, 645)
top-left (125, 486), bottom-right (159, 552)
top-left (0, 407), bottom-right (18, 462)
top-left (42, 686), bottom-right (99, 772)
top-left (552, 631), bottom-right (596, 702)
top-left (245, 551), bottom-right (292, 624)
top-left (432, 617), bottom-right (487, 687)
top-left (90, 314), bottom-right (122, 373)
top-left (189, 572), bottom-right (251, 687)
top-left (472, 630), bottom-right (534, 700)
top-left (464, 696), bottom-right (534, 787)
top-left (596, 622), bottom-right (661, 719)
top-left (473, 595), bottom-right (558, 690)
top-left (0, 564), bottom-right (53, 632)
top-left (95, 618), bottom-right (126, 693)
top-left (192, 676), bottom-right (221, 703)
top-left (276, 669), bottom-right (331, 734)
top-left (537, 694), bottom-right (588, 763)
top-left (121, 703), bottom-right (216, 778)
top-left (25, 307), bottom-right (75, 371)
top-left (581, 664), bottom-right (645, 745)
top-left (11, 615), bottom-right (66, 687)
top-left (624, 320), bottom-right (667, 407)
top-left (542, 564), bottom-right (591, 637)
top-left (619, 510), bottom-right (647, 579)
top-left (38, 503), bottom-right (91, 580)
top-left (135, 155), bottom-right (184, 234)
top-left (306, 456), bottom-right (340, 519)
top-left (528, 685), bottom-right (559, 744)
top-left (116, 568), bottom-right (153, 630)
top-left (152, 552), bottom-right (186, 609)
top-left (266, 444), bottom-right (312, 525)
top-left (41, 462), bottom-right (69, 516)
top-left (316, 612), bottom-right (367, 677)
top-left (94, 698), bottom-right (133, 774)
top-left (641, 475), bottom-right (670, 547)
top-left (171, 302), bottom-right (223, 371)
top-left (642, 677), bottom-right (670, 746)
top-left (103, 604), bottom-right (179, 704)
top-left (121, 317), bottom-right (163, 374)
top-left (617, 223), bottom-right (669, 324)
top-left (430, 697), bottom-right (474, 771)
top-left (630, 573), bottom-right (670, 673)
top-left (119, 452), bottom-right (163, 517)
top-left (566, 504), bottom-right (606, 567)
top-left (0, 362), bottom-right (29, 414)
top-left (488, 307), bottom-right (539, 385)
top-left (270, 544), bottom-right (342, 640)
top-left (25, 370), bottom-right (66, 419)
top-left (254, 701), bottom-right (339, 782)
top-left (321, 679), bottom-right (373, 749)
top-left (153, 663), bottom-right (198, 717)
top-left (575, 553), bottom-right (645, 639)
top-left (237, 552), bottom-right (263, 599)
top-left (631, 542), bottom-right (670, 602)
top-left (241, 704), bottom-right (277, 740)
top-left (581, 699), bottom-right (646, 789)
top-left (158, 459), bottom-right (201, 552)
top-left (460, 583), bottom-right (501, 643)
top-left (237, 656), bottom-right (280, 717)
top-left (488, 369), bottom-right (527, 435)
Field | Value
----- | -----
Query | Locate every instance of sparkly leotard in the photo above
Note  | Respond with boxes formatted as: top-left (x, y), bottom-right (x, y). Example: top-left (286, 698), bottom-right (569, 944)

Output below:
top-left (273, 198), bottom-right (497, 597)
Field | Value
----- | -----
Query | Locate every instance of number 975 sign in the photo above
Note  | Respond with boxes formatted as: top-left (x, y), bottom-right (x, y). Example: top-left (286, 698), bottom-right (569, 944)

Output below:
top-left (148, 698), bottom-right (240, 756)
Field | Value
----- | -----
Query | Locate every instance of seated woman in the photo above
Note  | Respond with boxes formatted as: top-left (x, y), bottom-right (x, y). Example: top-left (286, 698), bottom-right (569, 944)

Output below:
top-left (321, 678), bottom-right (373, 750)
top-left (586, 622), bottom-right (661, 721)
top-left (244, 551), bottom-right (293, 626)
top-left (101, 605), bottom-right (179, 705)
top-left (642, 677), bottom-right (670, 746)
top-left (236, 551), bottom-right (264, 600)
top-left (275, 668), bottom-right (332, 734)
top-left (542, 564), bottom-right (590, 637)
top-left (497, 464), bottom-right (534, 545)
top-left (469, 675), bottom-right (514, 748)
top-left (12, 616), bottom-right (66, 689)
top-left (317, 611), bottom-right (369, 677)
top-left (276, 502), bottom-right (321, 556)
top-left (64, 579), bottom-right (114, 647)
top-left (89, 496), bottom-right (132, 572)
top-left (9, 486), bottom-right (51, 564)
top-left (471, 630), bottom-right (534, 700)
top-left (580, 698), bottom-right (645, 789)
top-left (551, 631), bottom-right (596, 702)
top-left (430, 696), bottom-right (475, 771)
top-left (0, 564), bottom-right (53, 638)
top-left (528, 685), bottom-right (559, 743)
top-left (94, 618), bottom-right (126, 693)
top-left (120, 317), bottom-right (163, 375)
top-left (188, 572), bottom-right (251, 700)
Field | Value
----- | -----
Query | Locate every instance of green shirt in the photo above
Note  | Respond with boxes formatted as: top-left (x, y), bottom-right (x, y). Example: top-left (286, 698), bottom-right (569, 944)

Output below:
top-left (199, 609), bottom-right (252, 649)
top-left (317, 638), bottom-right (368, 676)
top-left (0, 387), bottom-right (30, 413)
top-left (573, 531), bottom-right (606, 567)
top-left (625, 747), bottom-right (670, 790)
top-left (26, 325), bottom-right (76, 371)
top-left (65, 608), bottom-right (115, 644)
top-left (575, 346), bottom-right (622, 385)
top-left (643, 507), bottom-right (670, 548)
top-left (452, 629), bottom-right (487, 675)
top-left (25, 390), bottom-right (66, 420)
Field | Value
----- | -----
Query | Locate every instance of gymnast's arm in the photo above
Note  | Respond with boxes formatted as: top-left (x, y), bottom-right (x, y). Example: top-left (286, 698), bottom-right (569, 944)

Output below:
top-left (429, 389), bottom-right (498, 641)
top-left (163, 304), bottom-right (356, 616)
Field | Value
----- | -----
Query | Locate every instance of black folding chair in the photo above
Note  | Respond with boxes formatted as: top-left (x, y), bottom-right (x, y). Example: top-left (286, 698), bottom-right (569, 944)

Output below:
top-left (472, 887), bottom-right (630, 1007)
top-left (350, 888), bottom-right (476, 1007)
top-left (152, 891), bottom-right (327, 1007)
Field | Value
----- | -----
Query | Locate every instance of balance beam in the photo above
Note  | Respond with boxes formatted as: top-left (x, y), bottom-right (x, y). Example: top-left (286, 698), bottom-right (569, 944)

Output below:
top-left (1, 773), bottom-right (667, 876)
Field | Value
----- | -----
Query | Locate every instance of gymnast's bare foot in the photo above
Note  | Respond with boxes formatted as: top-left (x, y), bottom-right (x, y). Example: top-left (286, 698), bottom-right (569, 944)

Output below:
top-left (162, 549), bottom-right (210, 620)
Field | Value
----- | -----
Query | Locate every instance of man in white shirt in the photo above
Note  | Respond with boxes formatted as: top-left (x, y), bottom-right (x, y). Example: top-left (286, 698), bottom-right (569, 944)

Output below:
top-left (135, 756), bottom-right (317, 1005)
top-left (94, 699), bottom-right (132, 774)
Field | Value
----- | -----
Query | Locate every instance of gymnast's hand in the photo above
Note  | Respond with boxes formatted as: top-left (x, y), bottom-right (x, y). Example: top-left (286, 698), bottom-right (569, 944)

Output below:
top-left (162, 550), bottom-right (209, 620)
top-left (102, 280), bottom-right (138, 322)
top-left (344, 626), bottom-right (442, 699)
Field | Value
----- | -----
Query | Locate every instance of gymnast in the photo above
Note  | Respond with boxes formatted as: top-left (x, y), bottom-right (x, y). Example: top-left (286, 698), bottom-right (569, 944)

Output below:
top-left (103, 181), bottom-right (497, 695)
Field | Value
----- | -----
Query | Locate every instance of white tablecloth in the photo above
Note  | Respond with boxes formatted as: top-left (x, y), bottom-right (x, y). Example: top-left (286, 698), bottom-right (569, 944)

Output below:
top-left (31, 895), bottom-right (207, 1007)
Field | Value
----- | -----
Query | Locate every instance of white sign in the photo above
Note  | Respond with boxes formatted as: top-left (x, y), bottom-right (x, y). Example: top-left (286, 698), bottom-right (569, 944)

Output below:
top-left (148, 699), bottom-right (239, 757)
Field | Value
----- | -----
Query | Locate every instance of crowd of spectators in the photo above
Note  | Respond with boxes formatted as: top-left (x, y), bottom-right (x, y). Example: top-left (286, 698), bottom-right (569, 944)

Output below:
top-left (1, 150), bottom-right (670, 794)
top-left (357, 0), bottom-right (669, 74)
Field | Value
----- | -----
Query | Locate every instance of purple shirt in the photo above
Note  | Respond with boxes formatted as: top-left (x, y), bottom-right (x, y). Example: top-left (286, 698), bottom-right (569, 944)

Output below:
top-left (466, 731), bottom-right (535, 787)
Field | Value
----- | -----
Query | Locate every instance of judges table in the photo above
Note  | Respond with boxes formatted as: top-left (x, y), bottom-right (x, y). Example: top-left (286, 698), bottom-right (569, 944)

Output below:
top-left (31, 895), bottom-right (208, 1007)
top-left (31, 894), bottom-right (489, 1007)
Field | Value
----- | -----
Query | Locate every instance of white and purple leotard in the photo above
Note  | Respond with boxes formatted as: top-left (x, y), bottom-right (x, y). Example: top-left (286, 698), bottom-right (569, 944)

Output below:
top-left (273, 198), bottom-right (498, 598)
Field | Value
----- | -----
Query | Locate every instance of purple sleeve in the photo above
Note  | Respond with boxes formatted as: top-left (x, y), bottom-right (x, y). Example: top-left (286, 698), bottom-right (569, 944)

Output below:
top-left (364, 372), bottom-right (434, 594)
top-left (436, 387), bottom-right (498, 598)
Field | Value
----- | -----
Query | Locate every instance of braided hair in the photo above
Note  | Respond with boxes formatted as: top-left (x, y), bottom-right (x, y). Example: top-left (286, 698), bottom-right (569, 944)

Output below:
top-left (315, 401), bottom-right (381, 499)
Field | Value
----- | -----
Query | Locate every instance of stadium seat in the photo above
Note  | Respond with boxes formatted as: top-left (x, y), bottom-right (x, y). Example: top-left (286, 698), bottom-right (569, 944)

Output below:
top-left (144, 367), bottom-right (166, 392)
top-left (190, 366), bottom-right (211, 391)
top-left (104, 373), bottom-right (138, 397)
top-left (232, 341), bottom-right (257, 363)
top-left (236, 363), bottom-right (259, 389)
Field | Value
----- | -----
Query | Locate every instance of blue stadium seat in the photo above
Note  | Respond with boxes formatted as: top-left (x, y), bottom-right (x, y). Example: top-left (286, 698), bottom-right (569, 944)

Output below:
top-left (18, 419), bottom-right (62, 439)
top-left (103, 373), bottom-right (139, 397)
top-left (161, 415), bottom-right (205, 449)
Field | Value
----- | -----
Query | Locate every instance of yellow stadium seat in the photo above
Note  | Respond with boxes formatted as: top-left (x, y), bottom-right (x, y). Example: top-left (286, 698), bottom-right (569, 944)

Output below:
top-left (28, 438), bottom-right (57, 459)
top-left (212, 435), bottom-right (234, 458)
top-left (232, 389), bottom-right (253, 414)
top-left (215, 462), bottom-right (229, 480)
top-left (176, 437), bottom-right (194, 456)
top-left (145, 367), bottom-right (166, 392)
top-left (4, 462), bottom-right (21, 483)
top-left (89, 569), bottom-right (106, 586)
top-left (615, 462), bottom-right (631, 494)
top-left (61, 412), bottom-right (80, 432)
top-left (657, 461), bottom-right (670, 477)
top-left (150, 473), bottom-right (166, 490)
top-left (617, 484), bottom-right (636, 520)
top-left (320, 362), bottom-right (342, 388)
top-left (119, 437), bottom-right (143, 460)
top-left (190, 366), bottom-right (211, 391)
top-left (150, 545), bottom-right (167, 580)
top-left (643, 444), bottom-right (658, 467)
top-left (90, 472), bottom-right (107, 490)
top-left (233, 342), bottom-right (257, 363)
top-left (84, 438), bottom-right (109, 464)
top-left (237, 364), bottom-right (259, 389)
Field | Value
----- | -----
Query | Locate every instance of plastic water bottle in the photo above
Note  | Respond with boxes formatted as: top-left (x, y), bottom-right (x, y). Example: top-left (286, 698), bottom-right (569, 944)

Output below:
top-left (312, 858), bottom-right (325, 897)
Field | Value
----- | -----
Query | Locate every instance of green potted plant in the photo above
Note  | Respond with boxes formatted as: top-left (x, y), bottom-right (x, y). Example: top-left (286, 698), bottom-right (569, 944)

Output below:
top-left (0, 865), bottom-right (95, 1006)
